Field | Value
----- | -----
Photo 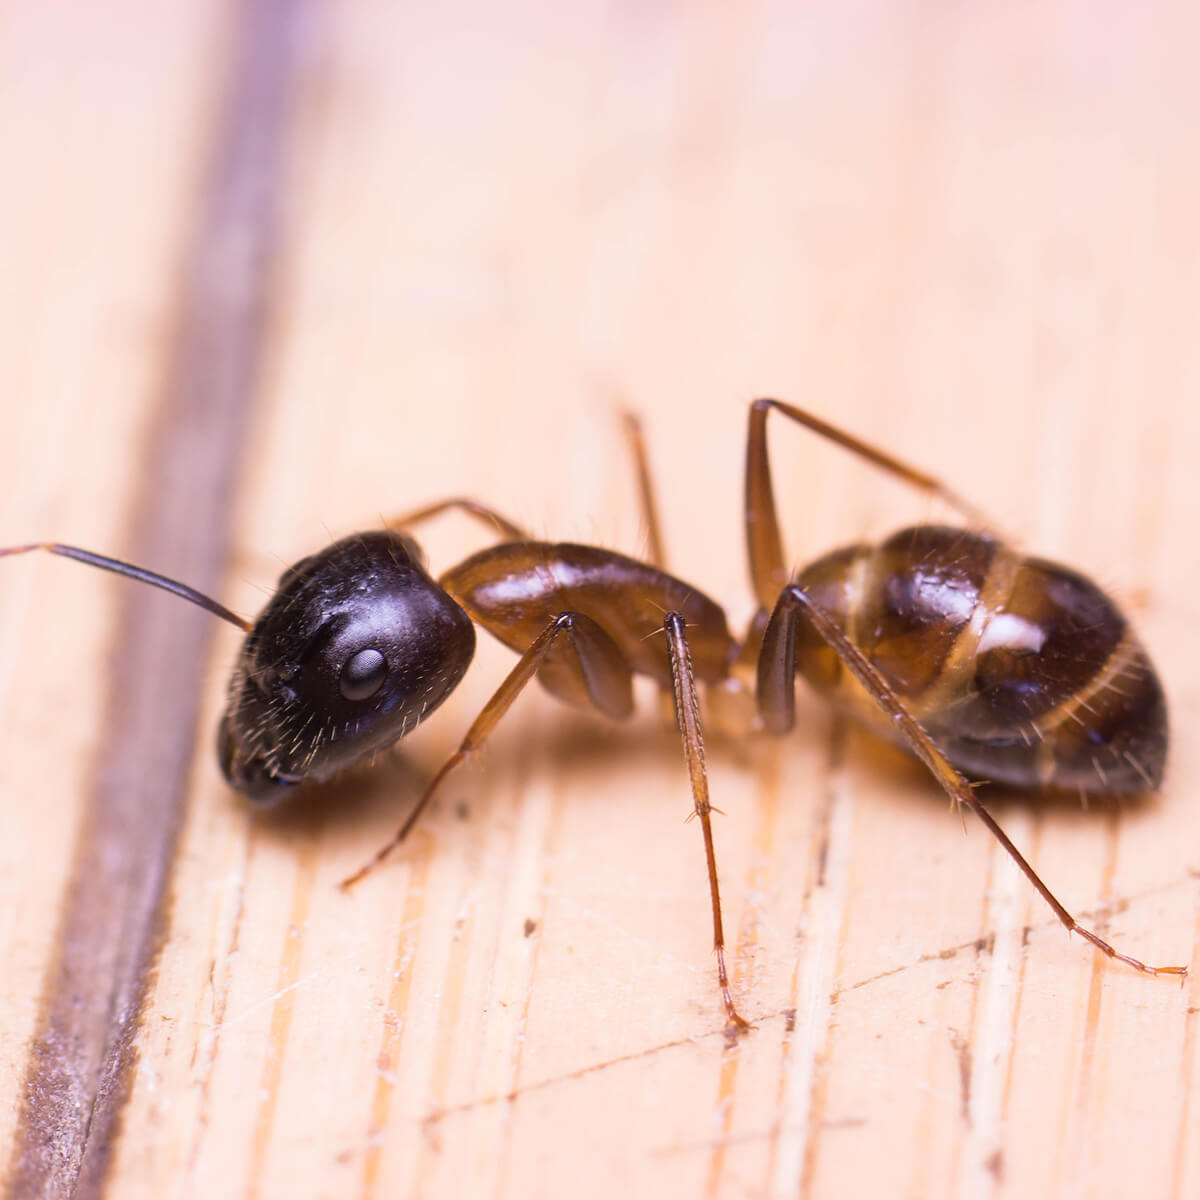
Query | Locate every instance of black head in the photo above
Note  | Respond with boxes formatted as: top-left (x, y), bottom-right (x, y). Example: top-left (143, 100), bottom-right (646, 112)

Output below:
top-left (218, 530), bottom-right (475, 804)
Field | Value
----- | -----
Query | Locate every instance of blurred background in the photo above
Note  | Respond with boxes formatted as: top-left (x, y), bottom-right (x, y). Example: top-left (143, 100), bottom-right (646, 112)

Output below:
top-left (1, 3), bottom-right (1198, 1198)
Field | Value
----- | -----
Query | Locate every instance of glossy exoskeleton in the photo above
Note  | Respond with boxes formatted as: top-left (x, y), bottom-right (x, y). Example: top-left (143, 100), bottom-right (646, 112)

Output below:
top-left (2, 403), bottom-right (1185, 1042)
top-left (219, 522), bottom-right (736, 813)
top-left (217, 530), bottom-right (478, 803)
top-left (772, 525), bottom-right (1166, 794)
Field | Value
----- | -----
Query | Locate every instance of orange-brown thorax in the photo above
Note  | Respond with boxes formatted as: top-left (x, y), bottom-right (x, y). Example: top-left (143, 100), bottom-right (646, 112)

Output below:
top-left (443, 541), bottom-right (736, 708)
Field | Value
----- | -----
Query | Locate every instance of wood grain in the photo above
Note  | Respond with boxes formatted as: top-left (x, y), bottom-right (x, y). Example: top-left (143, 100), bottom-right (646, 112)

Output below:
top-left (1, 3), bottom-right (1198, 1198)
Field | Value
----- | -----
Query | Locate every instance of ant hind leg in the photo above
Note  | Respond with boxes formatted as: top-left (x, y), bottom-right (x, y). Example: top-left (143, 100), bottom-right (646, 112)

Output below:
top-left (744, 398), bottom-right (1000, 610)
top-left (756, 581), bottom-right (1187, 979)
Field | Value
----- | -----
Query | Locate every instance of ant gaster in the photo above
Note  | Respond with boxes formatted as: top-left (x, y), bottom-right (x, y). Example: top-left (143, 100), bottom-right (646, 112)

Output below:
top-left (2, 403), bottom-right (1184, 1040)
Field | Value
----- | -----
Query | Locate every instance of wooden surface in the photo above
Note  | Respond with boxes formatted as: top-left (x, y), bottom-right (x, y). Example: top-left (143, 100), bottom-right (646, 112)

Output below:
top-left (2, 3), bottom-right (1199, 1198)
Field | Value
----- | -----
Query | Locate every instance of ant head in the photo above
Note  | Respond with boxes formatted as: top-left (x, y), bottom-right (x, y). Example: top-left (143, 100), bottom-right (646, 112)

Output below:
top-left (218, 530), bottom-right (475, 804)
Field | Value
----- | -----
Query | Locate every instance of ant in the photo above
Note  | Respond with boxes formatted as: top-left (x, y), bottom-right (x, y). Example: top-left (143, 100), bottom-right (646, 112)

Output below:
top-left (1, 402), bottom-right (1185, 1041)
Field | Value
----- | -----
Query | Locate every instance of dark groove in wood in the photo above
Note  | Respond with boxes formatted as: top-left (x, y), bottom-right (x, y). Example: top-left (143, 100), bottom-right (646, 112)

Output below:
top-left (6, 2), bottom-right (311, 1195)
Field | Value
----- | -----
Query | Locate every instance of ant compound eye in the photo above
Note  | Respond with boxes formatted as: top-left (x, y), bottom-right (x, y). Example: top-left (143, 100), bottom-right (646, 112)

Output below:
top-left (339, 647), bottom-right (387, 701)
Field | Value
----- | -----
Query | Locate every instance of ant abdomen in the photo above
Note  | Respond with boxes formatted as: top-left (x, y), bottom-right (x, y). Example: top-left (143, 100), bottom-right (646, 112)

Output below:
top-left (219, 530), bottom-right (476, 804)
top-left (791, 524), bottom-right (1167, 794)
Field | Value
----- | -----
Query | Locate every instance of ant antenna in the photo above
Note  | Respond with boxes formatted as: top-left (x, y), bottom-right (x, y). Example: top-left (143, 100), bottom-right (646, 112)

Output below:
top-left (0, 543), bottom-right (252, 632)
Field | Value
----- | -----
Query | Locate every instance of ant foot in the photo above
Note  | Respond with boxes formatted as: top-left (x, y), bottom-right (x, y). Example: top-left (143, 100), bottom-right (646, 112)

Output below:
top-left (723, 1010), bottom-right (753, 1046)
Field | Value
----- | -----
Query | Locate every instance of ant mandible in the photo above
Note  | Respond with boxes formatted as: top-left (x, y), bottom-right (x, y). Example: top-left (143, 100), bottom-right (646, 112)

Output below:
top-left (1, 402), bottom-right (1185, 1042)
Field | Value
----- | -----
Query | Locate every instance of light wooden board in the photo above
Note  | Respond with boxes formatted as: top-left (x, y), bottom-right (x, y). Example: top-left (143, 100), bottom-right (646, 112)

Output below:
top-left (2, 3), bottom-right (1199, 1198)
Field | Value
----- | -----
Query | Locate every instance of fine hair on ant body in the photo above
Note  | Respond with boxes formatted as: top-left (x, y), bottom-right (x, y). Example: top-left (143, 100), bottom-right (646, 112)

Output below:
top-left (2, 402), bottom-right (1185, 1038)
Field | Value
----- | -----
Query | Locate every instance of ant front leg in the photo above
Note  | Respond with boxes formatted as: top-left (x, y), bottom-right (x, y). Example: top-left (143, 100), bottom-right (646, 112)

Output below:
top-left (757, 583), bottom-right (1188, 978)
top-left (339, 610), bottom-right (632, 888)
top-left (383, 408), bottom-right (672, 569)
top-left (383, 497), bottom-right (532, 543)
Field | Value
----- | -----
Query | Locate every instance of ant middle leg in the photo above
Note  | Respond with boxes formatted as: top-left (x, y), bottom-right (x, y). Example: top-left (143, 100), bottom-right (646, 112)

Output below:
top-left (663, 611), bottom-right (750, 1035)
top-left (757, 582), bottom-right (1188, 978)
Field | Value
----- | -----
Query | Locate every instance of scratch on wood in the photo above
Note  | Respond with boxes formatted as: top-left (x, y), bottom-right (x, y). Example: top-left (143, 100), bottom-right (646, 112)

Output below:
top-left (421, 1024), bottom-right (738, 1127)
top-left (949, 1028), bottom-right (972, 1124)
top-left (830, 877), bottom-right (1189, 1003)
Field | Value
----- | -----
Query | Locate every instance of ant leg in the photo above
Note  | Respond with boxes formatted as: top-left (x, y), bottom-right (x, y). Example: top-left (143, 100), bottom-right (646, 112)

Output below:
top-left (389, 413), bottom-right (669, 565)
top-left (388, 413), bottom-right (670, 564)
top-left (339, 610), bottom-right (633, 889)
top-left (620, 411), bottom-right (667, 570)
top-left (384, 497), bottom-right (532, 543)
top-left (663, 612), bottom-right (750, 1035)
top-left (757, 583), bottom-right (1188, 978)
top-left (745, 398), bottom-right (997, 610)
